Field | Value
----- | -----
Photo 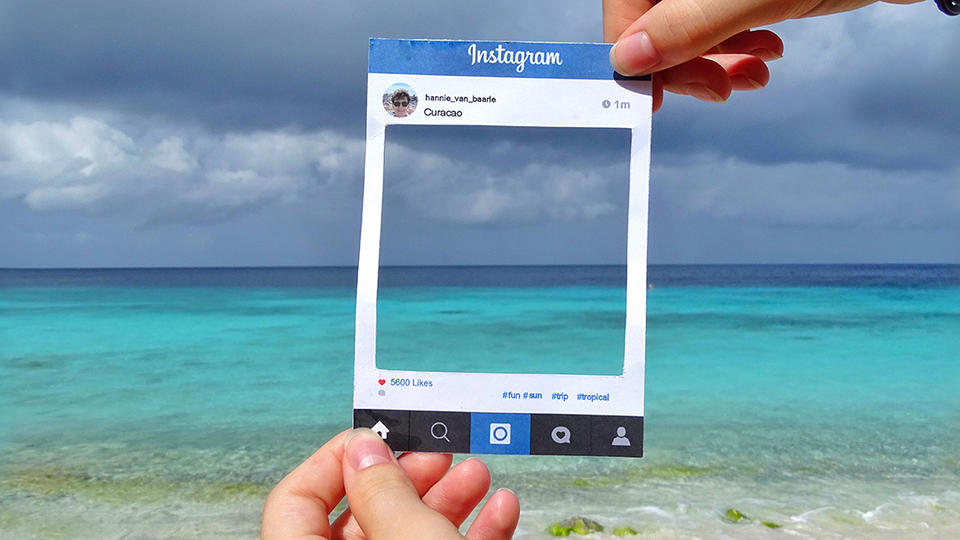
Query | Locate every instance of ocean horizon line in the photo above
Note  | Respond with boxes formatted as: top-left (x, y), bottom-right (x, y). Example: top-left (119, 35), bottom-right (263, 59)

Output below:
top-left (2, 262), bottom-right (959, 271)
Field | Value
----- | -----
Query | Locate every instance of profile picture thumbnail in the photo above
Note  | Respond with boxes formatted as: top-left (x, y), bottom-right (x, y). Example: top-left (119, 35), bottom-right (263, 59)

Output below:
top-left (383, 83), bottom-right (417, 118)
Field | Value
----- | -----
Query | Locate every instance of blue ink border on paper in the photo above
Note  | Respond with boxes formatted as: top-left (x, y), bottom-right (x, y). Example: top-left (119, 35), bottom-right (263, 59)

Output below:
top-left (369, 38), bottom-right (650, 81)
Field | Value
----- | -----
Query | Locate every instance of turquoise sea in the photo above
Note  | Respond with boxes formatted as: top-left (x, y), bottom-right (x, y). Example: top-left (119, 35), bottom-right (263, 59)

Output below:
top-left (1, 265), bottom-right (959, 539)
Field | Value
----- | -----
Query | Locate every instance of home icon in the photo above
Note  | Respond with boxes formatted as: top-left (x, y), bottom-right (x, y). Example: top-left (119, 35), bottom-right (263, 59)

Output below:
top-left (371, 420), bottom-right (389, 440)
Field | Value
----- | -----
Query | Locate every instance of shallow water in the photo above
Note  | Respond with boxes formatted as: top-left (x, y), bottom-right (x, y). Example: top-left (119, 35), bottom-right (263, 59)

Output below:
top-left (2, 266), bottom-right (958, 538)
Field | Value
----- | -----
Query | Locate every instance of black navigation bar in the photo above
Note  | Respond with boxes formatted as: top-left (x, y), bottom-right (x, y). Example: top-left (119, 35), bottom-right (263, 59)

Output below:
top-left (354, 409), bottom-right (643, 457)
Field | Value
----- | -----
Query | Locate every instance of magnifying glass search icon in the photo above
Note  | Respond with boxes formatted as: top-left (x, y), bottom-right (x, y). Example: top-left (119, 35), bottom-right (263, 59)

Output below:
top-left (430, 421), bottom-right (450, 442)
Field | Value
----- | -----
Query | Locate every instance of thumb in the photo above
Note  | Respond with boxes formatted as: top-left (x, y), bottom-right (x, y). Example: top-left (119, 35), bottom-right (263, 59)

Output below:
top-left (342, 429), bottom-right (462, 540)
top-left (610, 0), bottom-right (788, 75)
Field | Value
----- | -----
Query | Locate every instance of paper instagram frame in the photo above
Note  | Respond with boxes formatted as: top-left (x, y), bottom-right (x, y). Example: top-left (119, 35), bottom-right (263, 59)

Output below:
top-left (355, 39), bottom-right (651, 457)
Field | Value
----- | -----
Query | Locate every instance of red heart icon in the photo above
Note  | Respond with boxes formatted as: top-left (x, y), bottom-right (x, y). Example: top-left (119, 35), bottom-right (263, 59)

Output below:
top-left (378, 379), bottom-right (386, 386)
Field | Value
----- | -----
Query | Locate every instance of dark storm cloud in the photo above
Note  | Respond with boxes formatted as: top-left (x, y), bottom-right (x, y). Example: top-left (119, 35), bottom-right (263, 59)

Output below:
top-left (1, 1), bottom-right (953, 168)
top-left (653, 10), bottom-right (960, 172)
top-left (0, 0), bottom-right (596, 133)
top-left (655, 98), bottom-right (955, 172)
top-left (850, 53), bottom-right (960, 138)
top-left (0, 1), bottom-right (364, 131)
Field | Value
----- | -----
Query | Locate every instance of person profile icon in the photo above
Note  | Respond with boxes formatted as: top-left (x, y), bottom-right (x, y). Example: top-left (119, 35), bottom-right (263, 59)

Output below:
top-left (383, 83), bottom-right (417, 118)
top-left (390, 90), bottom-right (412, 117)
top-left (611, 426), bottom-right (631, 447)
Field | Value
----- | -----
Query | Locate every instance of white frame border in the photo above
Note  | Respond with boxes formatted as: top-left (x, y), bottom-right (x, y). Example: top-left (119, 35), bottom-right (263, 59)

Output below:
top-left (356, 63), bottom-right (651, 417)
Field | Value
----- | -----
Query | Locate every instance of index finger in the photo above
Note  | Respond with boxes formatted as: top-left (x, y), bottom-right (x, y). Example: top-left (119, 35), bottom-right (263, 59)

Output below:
top-left (261, 429), bottom-right (351, 540)
top-left (604, 0), bottom-right (665, 111)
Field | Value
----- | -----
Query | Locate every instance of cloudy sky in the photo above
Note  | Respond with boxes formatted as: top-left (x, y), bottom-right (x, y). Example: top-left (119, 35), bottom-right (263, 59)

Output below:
top-left (1, 0), bottom-right (957, 267)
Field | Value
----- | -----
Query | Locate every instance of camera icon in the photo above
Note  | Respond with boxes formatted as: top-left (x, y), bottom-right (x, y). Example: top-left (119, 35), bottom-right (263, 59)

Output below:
top-left (489, 423), bottom-right (511, 445)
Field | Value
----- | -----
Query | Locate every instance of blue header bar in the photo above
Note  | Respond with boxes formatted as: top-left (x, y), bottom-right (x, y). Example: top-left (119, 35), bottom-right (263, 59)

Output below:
top-left (369, 38), bottom-right (650, 81)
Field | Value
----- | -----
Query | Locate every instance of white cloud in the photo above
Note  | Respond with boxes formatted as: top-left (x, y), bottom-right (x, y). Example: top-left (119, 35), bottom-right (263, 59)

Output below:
top-left (0, 116), bottom-right (134, 175)
top-left (0, 114), bottom-right (363, 222)
top-left (2, 107), bottom-right (954, 241)
top-left (149, 137), bottom-right (197, 174)
top-left (24, 183), bottom-right (108, 211)
top-left (386, 151), bottom-right (626, 225)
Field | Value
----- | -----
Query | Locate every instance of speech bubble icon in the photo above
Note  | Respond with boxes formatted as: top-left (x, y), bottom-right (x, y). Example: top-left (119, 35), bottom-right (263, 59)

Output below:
top-left (551, 426), bottom-right (571, 444)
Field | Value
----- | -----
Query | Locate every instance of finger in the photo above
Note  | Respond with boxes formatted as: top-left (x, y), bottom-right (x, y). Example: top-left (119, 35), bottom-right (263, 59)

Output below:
top-left (659, 56), bottom-right (732, 102)
top-left (657, 53), bottom-right (771, 100)
top-left (603, 1), bottom-right (664, 113)
top-left (421, 458), bottom-right (492, 527)
top-left (330, 452), bottom-right (454, 538)
top-left (262, 429), bottom-right (350, 540)
top-left (706, 29), bottom-right (783, 60)
top-left (465, 489), bottom-right (521, 540)
top-left (396, 452), bottom-right (455, 495)
top-left (602, 0), bottom-right (656, 42)
top-left (703, 53), bottom-right (770, 90)
top-left (610, 0), bottom-right (796, 76)
top-left (342, 429), bottom-right (462, 540)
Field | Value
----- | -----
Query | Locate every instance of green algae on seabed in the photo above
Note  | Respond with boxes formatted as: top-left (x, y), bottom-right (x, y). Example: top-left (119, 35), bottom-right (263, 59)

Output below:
top-left (547, 517), bottom-right (604, 536)
top-left (723, 508), bottom-right (781, 529)
top-left (4, 468), bottom-right (174, 504)
top-left (612, 526), bottom-right (638, 536)
top-left (565, 463), bottom-right (723, 488)
top-left (217, 482), bottom-right (272, 500)
top-left (724, 508), bottom-right (748, 523)
top-left (2, 467), bottom-right (270, 504)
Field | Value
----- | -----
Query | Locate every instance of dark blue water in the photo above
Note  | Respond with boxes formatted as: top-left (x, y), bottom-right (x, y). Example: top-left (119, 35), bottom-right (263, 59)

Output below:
top-left (3, 263), bottom-right (959, 288)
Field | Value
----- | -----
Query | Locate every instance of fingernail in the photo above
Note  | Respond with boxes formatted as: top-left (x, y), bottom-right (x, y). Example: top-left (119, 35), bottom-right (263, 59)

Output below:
top-left (730, 75), bottom-right (764, 90)
top-left (684, 83), bottom-right (725, 102)
top-left (345, 428), bottom-right (393, 470)
top-left (610, 31), bottom-right (661, 75)
top-left (750, 48), bottom-right (783, 61)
